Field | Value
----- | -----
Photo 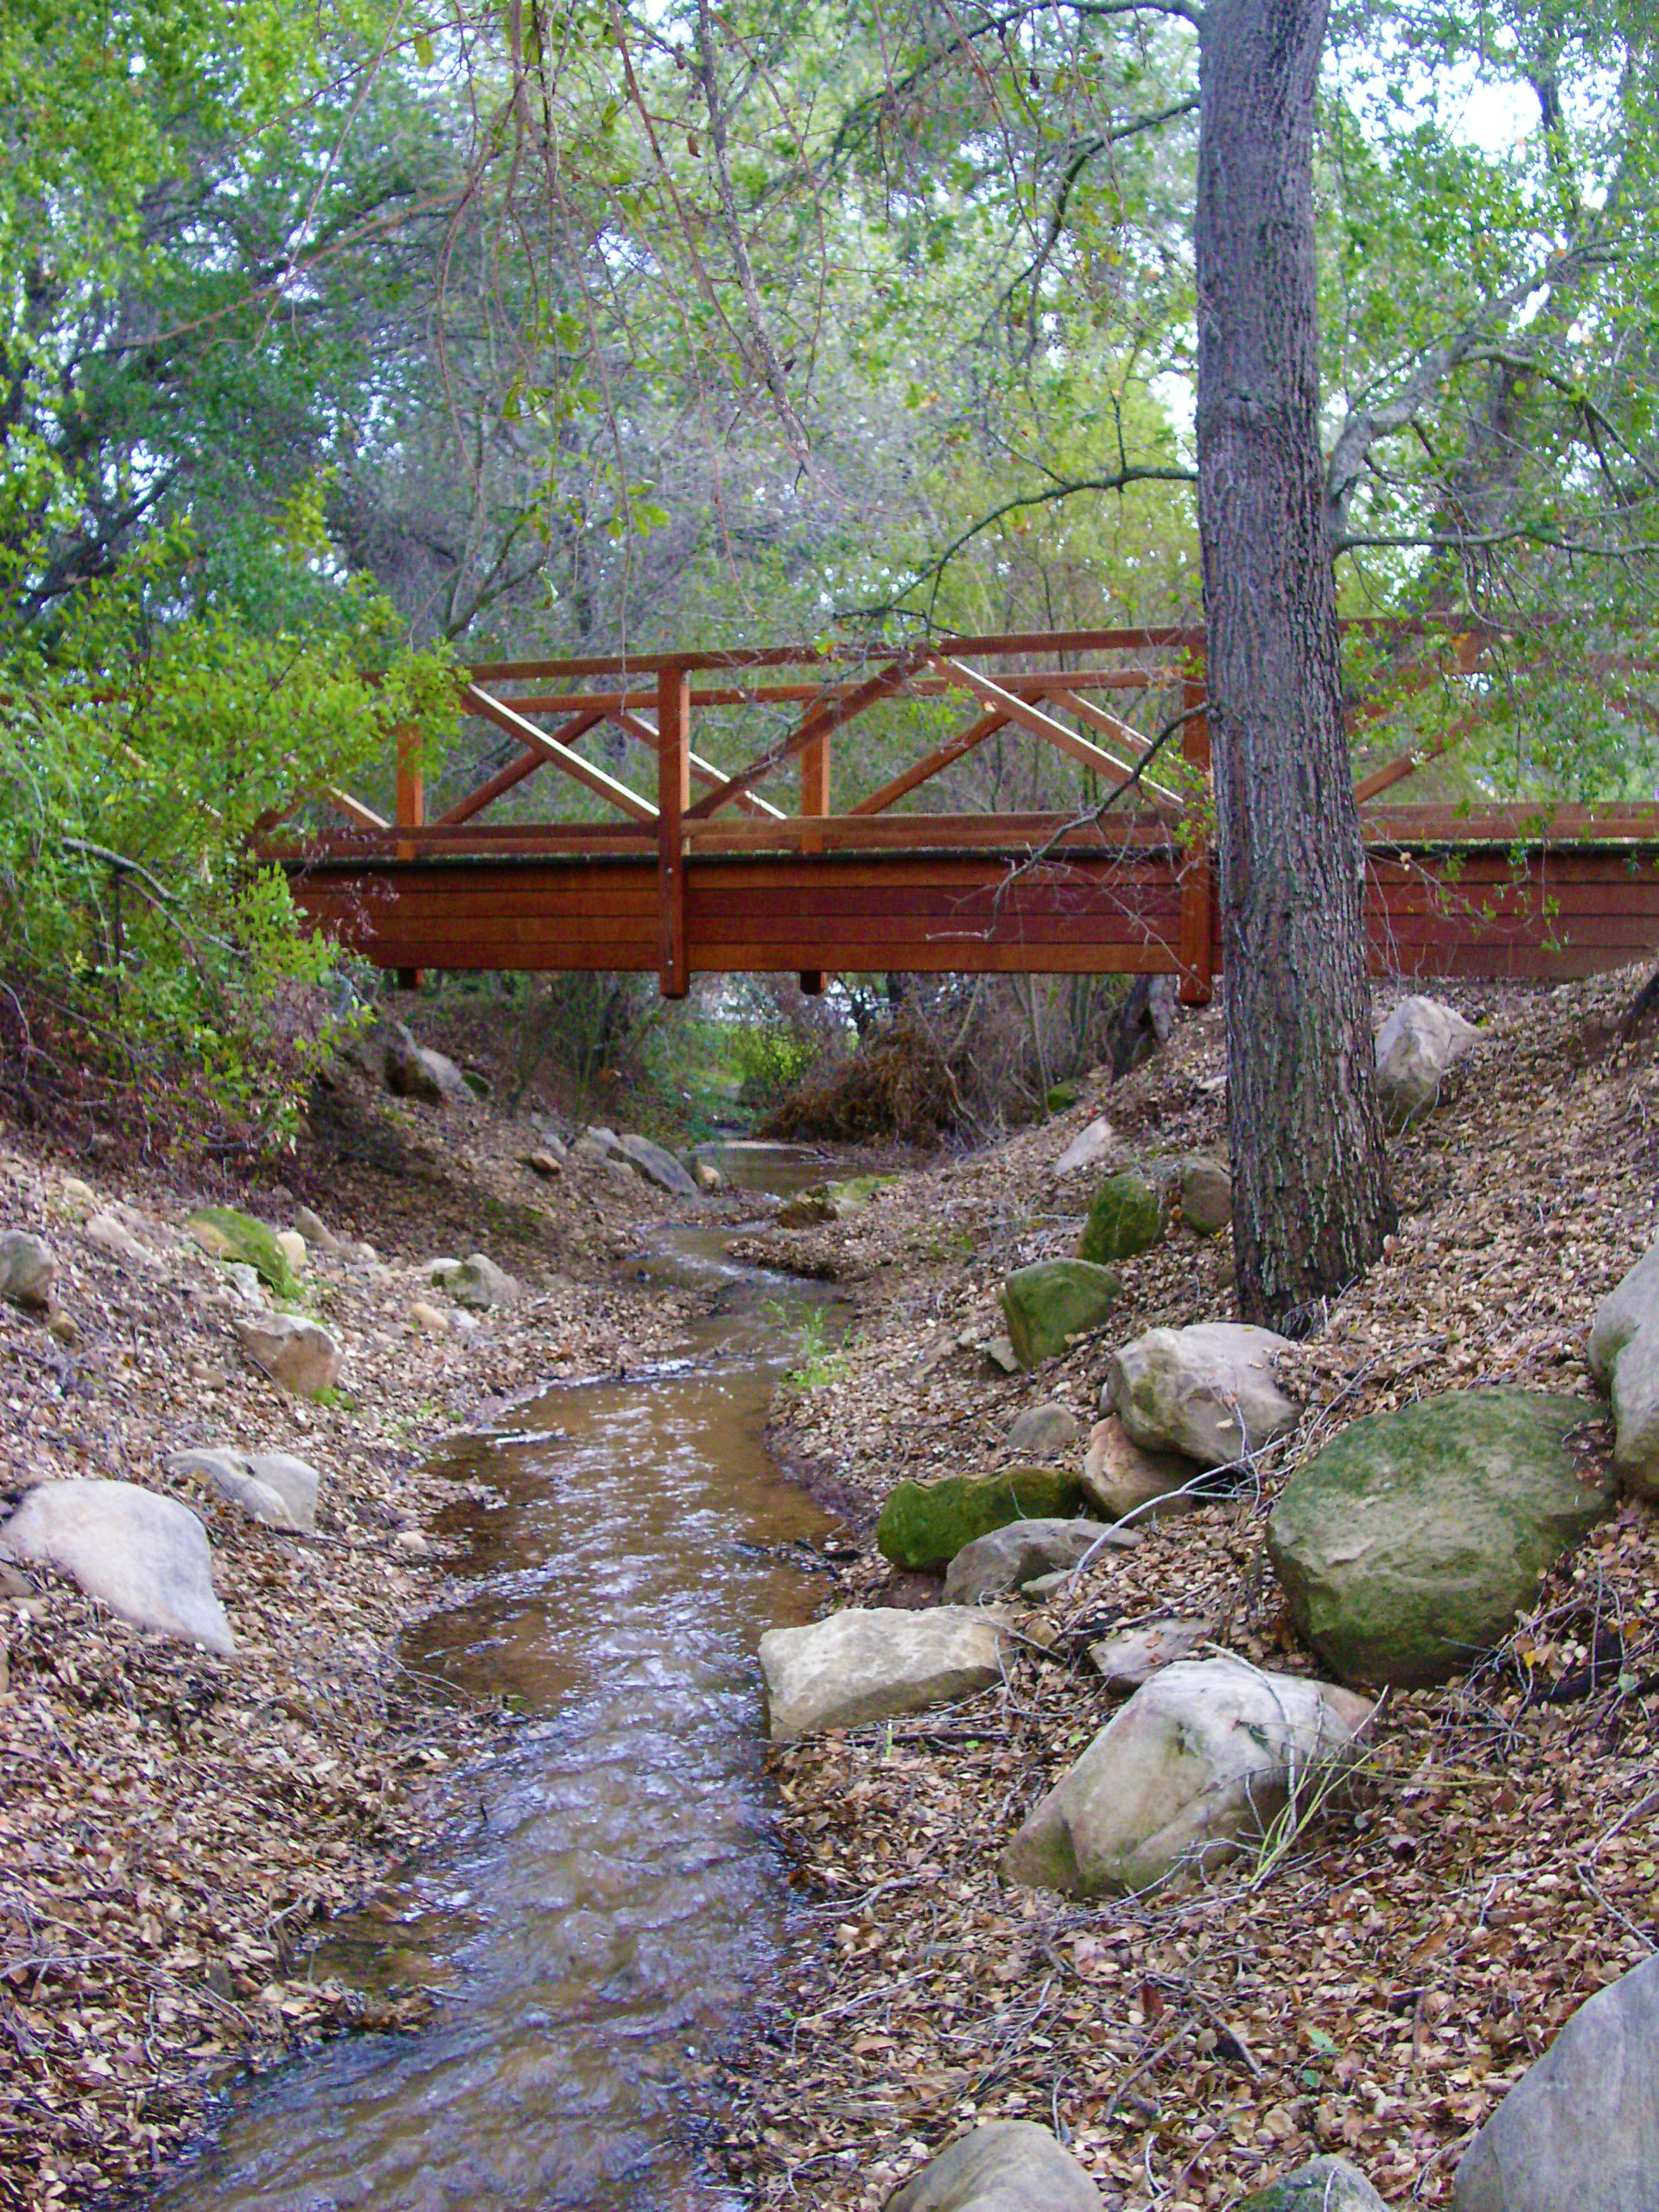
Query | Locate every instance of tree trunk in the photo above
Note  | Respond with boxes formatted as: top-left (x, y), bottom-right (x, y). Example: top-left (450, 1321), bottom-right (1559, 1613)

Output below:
top-left (1194, 0), bottom-right (1395, 1328)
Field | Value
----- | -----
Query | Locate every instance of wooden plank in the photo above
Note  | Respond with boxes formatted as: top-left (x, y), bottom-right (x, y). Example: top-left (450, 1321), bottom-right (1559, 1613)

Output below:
top-left (685, 651), bottom-right (925, 820)
top-left (929, 655), bottom-right (1181, 798)
top-left (1044, 687), bottom-right (1185, 807)
top-left (608, 704), bottom-right (785, 820)
top-left (435, 704), bottom-right (608, 826)
top-left (848, 709), bottom-right (1011, 817)
top-left (325, 788), bottom-right (390, 832)
top-left (657, 666), bottom-right (690, 995)
top-left (460, 683), bottom-right (657, 823)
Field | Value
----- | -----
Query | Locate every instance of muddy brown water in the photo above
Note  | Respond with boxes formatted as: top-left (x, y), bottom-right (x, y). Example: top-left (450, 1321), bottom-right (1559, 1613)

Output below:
top-left (152, 1145), bottom-right (842, 2212)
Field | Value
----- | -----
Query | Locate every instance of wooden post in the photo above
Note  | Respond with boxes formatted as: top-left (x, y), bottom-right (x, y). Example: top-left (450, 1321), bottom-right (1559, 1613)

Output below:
top-left (394, 721), bottom-right (423, 993)
top-left (1177, 670), bottom-right (1215, 1005)
top-left (658, 663), bottom-right (690, 998)
top-left (798, 727), bottom-right (830, 995)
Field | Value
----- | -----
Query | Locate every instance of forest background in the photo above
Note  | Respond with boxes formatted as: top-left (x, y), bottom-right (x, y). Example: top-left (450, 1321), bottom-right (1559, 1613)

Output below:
top-left (0, 0), bottom-right (1653, 1146)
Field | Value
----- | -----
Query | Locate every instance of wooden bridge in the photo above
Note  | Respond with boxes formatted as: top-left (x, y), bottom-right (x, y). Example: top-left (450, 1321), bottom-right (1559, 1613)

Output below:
top-left (269, 626), bottom-right (1659, 1001)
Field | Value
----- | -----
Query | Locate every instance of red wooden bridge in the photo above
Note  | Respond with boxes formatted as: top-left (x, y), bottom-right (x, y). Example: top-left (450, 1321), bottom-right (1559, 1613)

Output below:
top-left (269, 626), bottom-right (1659, 1001)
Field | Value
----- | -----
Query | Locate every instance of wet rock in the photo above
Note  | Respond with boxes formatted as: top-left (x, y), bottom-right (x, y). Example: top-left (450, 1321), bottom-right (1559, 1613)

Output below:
top-left (1453, 1951), bottom-right (1659, 2212)
top-left (1079, 1414), bottom-right (1205, 1525)
top-left (1077, 1171), bottom-right (1164, 1264)
top-left (165, 1446), bottom-right (320, 1534)
top-left (760, 1605), bottom-right (1006, 1742)
top-left (233, 1313), bottom-right (343, 1399)
top-left (944, 1517), bottom-right (1135, 1604)
top-left (877, 1466), bottom-right (1088, 1572)
top-left (887, 2120), bottom-right (1102, 2210)
top-left (3, 1479), bottom-right (235, 1655)
top-left (86, 1211), bottom-right (164, 1274)
top-left (0, 1230), bottom-right (56, 1309)
top-left (1241, 2157), bottom-right (1388, 2210)
top-left (1005, 1402), bottom-right (1080, 1459)
top-left (1587, 1233), bottom-right (1659, 1494)
top-left (1000, 1656), bottom-right (1372, 1896)
top-left (618, 1132), bottom-right (700, 1198)
top-left (1374, 994), bottom-right (1478, 1125)
top-left (1001, 1260), bottom-right (1121, 1368)
top-left (1105, 1322), bottom-right (1296, 1468)
top-left (293, 1205), bottom-right (340, 1254)
top-left (187, 1207), bottom-right (295, 1293)
top-left (1087, 1616), bottom-right (1211, 1692)
top-left (1052, 1117), bottom-right (1117, 1179)
top-left (430, 1253), bottom-right (519, 1310)
top-left (1268, 1389), bottom-right (1611, 1688)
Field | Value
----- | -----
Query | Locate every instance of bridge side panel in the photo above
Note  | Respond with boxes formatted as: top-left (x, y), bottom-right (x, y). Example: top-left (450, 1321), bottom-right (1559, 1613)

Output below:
top-left (1367, 848), bottom-right (1659, 981)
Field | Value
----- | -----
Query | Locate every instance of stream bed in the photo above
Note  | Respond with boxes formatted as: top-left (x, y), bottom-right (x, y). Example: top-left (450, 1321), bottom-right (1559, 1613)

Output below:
top-left (152, 1145), bottom-right (839, 2212)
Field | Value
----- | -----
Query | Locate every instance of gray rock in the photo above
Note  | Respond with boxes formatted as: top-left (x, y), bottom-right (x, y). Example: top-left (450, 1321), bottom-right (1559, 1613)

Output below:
top-left (943, 1517), bottom-right (1135, 1605)
top-left (86, 1211), bottom-right (164, 1274)
top-left (984, 1335), bottom-right (1020, 1376)
top-left (430, 1252), bottom-right (520, 1309)
top-left (1587, 1235), bottom-right (1659, 1495)
top-left (292, 1205), bottom-right (340, 1254)
top-left (1105, 1323), bottom-right (1296, 1468)
top-left (1000, 1656), bottom-right (1373, 1896)
top-left (1374, 994), bottom-right (1478, 1125)
top-left (382, 1022), bottom-right (474, 1109)
top-left (223, 1262), bottom-right (267, 1310)
top-left (165, 1446), bottom-right (320, 1534)
top-left (1087, 1617), bottom-right (1211, 1691)
top-left (232, 1313), bottom-right (343, 1399)
top-left (3, 1479), bottom-right (234, 1655)
top-left (1268, 1389), bottom-right (1612, 1688)
top-left (1453, 1952), bottom-right (1659, 2212)
top-left (1175, 1155), bottom-right (1231, 1236)
top-left (1241, 2157), bottom-right (1388, 2210)
top-left (521, 1149), bottom-right (563, 1179)
top-left (574, 1124), bottom-right (626, 1163)
top-left (1005, 1402), bottom-right (1080, 1459)
top-left (760, 1606), bottom-right (1006, 1742)
top-left (0, 1230), bottom-right (56, 1309)
top-left (1052, 1117), bottom-right (1117, 1179)
top-left (886, 2120), bottom-right (1101, 2210)
top-left (1079, 1414), bottom-right (1207, 1524)
top-left (618, 1132), bottom-right (701, 1198)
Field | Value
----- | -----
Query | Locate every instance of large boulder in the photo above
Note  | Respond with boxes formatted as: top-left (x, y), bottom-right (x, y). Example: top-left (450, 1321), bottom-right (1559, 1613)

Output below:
top-left (1242, 2158), bottom-right (1388, 2211)
top-left (1000, 1656), bottom-right (1371, 1896)
top-left (3, 1479), bottom-right (235, 1655)
top-left (618, 1132), bottom-right (701, 1198)
top-left (877, 1466), bottom-right (1088, 1572)
top-left (1105, 1323), bottom-right (1296, 1468)
top-left (760, 1607), bottom-right (1006, 1742)
top-left (1005, 1402), bottom-right (1080, 1460)
top-left (1001, 1261), bottom-right (1121, 1368)
top-left (187, 1207), bottom-right (296, 1295)
top-left (232, 1313), bottom-right (343, 1399)
top-left (1587, 1236), bottom-right (1659, 1494)
top-left (1453, 1952), bottom-right (1659, 2212)
top-left (165, 1446), bottom-right (320, 1534)
top-left (1077, 1173), bottom-right (1163, 1265)
top-left (1053, 1118), bottom-right (1116, 1179)
top-left (1374, 994), bottom-right (1478, 1125)
top-left (429, 1253), bottom-right (520, 1309)
top-left (886, 2120), bottom-right (1101, 2210)
top-left (943, 1517), bottom-right (1135, 1605)
top-left (1268, 1389), bottom-right (1612, 1688)
top-left (1079, 1414), bottom-right (1205, 1525)
top-left (0, 1230), bottom-right (56, 1309)
top-left (381, 1023), bottom-right (474, 1109)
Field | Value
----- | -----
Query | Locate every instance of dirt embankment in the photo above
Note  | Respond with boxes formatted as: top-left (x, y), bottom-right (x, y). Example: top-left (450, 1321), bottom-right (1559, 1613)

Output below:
top-left (0, 1055), bottom-right (745, 2211)
top-left (718, 972), bottom-right (1659, 2210)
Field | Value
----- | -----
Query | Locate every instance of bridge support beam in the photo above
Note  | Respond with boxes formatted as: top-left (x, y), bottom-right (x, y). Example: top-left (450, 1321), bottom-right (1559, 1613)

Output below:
top-left (657, 664), bottom-right (690, 998)
top-left (799, 728), bottom-right (830, 995)
top-left (1177, 673), bottom-right (1215, 1005)
top-left (394, 722), bottom-right (424, 992)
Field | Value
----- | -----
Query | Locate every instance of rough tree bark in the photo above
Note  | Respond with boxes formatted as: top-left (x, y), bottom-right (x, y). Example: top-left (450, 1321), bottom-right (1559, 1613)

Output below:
top-left (1194, 0), bottom-right (1395, 1326)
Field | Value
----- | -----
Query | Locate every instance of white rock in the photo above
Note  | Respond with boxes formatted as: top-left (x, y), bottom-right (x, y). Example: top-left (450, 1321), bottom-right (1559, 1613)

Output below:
top-left (887, 2120), bottom-right (1102, 2210)
top-left (1080, 1414), bottom-right (1206, 1523)
top-left (1053, 1117), bottom-right (1117, 1179)
top-left (1104, 1323), bottom-right (1297, 1468)
top-left (1374, 995), bottom-right (1478, 1124)
top-left (293, 1205), bottom-right (340, 1254)
top-left (760, 1606), bottom-right (1007, 1742)
top-left (166, 1446), bottom-right (320, 1533)
top-left (85, 1211), bottom-right (164, 1274)
top-left (0, 1230), bottom-right (56, 1309)
top-left (391, 1529), bottom-right (430, 1557)
top-left (275, 1229), bottom-right (308, 1275)
top-left (410, 1300), bottom-right (450, 1337)
top-left (1587, 1235), bottom-right (1659, 1494)
top-left (1001, 1656), bottom-right (1372, 1895)
top-left (233, 1313), bottom-right (343, 1399)
top-left (1088, 1617), bottom-right (1211, 1692)
top-left (4, 1479), bottom-right (234, 1655)
top-left (223, 1262), bottom-right (267, 1310)
top-left (59, 1177), bottom-right (99, 1218)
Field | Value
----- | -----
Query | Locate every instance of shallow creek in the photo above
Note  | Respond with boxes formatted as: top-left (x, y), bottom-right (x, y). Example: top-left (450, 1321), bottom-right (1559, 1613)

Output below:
top-left (153, 1143), bottom-right (840, 2212)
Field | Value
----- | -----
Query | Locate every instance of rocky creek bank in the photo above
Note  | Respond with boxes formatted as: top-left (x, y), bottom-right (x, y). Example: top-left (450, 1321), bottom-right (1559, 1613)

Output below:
top-left (716, 980), bottom-right (1659, 2211)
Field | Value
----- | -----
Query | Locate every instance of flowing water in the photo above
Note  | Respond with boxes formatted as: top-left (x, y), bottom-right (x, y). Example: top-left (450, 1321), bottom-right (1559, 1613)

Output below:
top-left (153, 1144), bottom-right (839, 2212)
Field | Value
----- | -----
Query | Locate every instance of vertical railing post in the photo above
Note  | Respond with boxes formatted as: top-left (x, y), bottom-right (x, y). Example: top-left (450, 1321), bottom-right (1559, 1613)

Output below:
top-left (798, 723), bottom-right (830, 995)
top-left (1177, 664), bottom-right (1215, 1006)
top-left (658, 662), bottom-right (690, 999)
top-left (394, 721), bottom-right (423, 993)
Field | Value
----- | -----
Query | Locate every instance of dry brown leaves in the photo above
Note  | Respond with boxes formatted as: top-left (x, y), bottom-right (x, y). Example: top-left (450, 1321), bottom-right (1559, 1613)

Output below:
top-left (721, 970), bottom-right (1659, 2209)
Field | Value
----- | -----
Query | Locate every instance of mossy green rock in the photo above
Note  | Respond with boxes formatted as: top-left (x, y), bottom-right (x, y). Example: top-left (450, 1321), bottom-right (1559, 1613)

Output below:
top-left (1001, 1260), bottom-right (1122, 1367)
top-left (187, 1207), bottom-right (296, 1297)
top-left (1077, 1172), bottom-right (1164, 1265)
top-left (1239, 2157), bottom-right (1387, 2210)
top-left (1268, 1389), bottom-right (1613, 1689)
top-left (877, 1465), bottom-right (1088, 1571)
